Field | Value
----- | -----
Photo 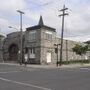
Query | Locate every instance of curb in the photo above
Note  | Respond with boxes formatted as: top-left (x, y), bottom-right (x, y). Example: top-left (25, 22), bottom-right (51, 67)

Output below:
top-left (0, 63), bottom-right (90, 69)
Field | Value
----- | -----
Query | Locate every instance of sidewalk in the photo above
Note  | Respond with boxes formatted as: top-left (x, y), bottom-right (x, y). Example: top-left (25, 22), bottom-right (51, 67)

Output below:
top-left (0, 62), bottom-right (90, 69)
top-left (27, 63), bottom-right (90, 69)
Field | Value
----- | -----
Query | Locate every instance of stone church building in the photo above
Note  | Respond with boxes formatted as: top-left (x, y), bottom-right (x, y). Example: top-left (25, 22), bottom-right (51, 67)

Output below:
top-left (2, 16), bottom-right (89, 64)
top-left (0, 34), bottom-right (5, 61)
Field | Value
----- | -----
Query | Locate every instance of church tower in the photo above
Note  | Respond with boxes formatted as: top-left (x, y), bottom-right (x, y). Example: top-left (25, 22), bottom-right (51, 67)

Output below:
top-left (25, 16), bottom-right (56, 64)
top-left (38, 16), bottom-right (44, 26)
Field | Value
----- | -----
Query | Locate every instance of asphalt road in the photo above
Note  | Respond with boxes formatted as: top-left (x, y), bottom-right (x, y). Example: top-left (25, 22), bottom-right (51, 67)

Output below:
top-left (0, 64), bottom-right (90, 90)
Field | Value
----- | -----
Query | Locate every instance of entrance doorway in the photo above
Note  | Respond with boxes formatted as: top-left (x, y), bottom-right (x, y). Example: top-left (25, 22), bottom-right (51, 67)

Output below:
top-left (46, 52), bottom-right (51, 63)
top-left (8, 44), bottom-right (19, 62)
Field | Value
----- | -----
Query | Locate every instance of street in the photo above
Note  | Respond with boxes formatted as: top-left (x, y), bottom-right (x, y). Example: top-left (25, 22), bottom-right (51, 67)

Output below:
top-left (0, 64), bottom-right (90, 90)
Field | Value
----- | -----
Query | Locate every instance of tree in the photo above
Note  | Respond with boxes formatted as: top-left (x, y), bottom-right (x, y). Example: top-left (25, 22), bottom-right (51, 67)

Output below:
top-left (72, 44), bottom-right (88, 59)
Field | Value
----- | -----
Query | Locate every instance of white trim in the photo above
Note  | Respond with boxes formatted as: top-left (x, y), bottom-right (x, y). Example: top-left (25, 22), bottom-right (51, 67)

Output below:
top-left (29, 54), bottom-right (35, 58)
top-left (45, 31), bottom-right (52, 34)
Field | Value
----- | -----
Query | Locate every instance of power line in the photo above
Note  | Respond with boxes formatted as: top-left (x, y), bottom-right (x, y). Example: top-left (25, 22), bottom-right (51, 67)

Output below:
top-left (64, 19), bottom-right (90, 38)
top-left (25, 0), bottom-right (62, 11)
top-left (64, 33), bottom-right (90, 38)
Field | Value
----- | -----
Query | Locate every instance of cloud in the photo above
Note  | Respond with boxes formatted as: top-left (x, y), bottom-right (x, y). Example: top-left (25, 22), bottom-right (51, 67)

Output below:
top-left (0, 0), bottom-right (26, 13)
top-left (66, 2), bottom-right (90, 34)
top-left (0, 0), bottom-right (26, 34)
top-left (0, 18), bottom-right (10, 26)
top-left (0, 0), bottom-right (90, 42)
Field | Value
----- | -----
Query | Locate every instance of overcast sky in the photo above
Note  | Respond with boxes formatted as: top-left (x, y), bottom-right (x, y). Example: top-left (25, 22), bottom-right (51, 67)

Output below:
top-left (0, 0), bottom-right (90, 42)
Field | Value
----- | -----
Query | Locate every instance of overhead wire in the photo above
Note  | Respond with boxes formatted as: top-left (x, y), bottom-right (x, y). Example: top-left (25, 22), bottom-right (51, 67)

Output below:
top-left (24, 1), bottom-right (90, 38)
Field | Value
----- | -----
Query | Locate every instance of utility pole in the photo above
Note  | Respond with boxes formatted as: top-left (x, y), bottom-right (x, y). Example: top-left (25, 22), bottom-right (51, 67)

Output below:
top-left (59, 5), bottom-right (68, 66)
top-left (66, 40), bottom-right (68, 62)
top-left (17, 10), bottom-right (24, 65)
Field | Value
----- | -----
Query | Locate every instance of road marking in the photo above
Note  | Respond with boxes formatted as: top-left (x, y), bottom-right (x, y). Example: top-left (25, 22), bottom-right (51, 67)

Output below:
top-left (0, 71), bottom-right (22, 74)
top-left (0, 77), bottom-right (52, 90)
top-left (80, 68), bottom-right (90, 71)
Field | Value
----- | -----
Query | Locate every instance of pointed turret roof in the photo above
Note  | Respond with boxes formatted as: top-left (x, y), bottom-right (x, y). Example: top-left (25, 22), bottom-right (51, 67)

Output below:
top-left (27, 16), bottom-right (56, 32)
top-left (38, 16), bottom-right (44, 26)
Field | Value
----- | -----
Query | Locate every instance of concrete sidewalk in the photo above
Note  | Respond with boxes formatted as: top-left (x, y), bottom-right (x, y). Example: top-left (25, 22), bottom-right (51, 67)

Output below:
top-left (0, 62), bottom-right (90, 69)
top-left (27, 63), bottom-right (90, 69)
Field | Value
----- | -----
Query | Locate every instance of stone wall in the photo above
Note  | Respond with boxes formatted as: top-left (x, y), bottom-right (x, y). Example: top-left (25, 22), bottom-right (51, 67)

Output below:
top-left (3, 26), bottom-right (89, 65)
top-left (0, 35), bottom-right (5, 62)
top-left (3, 32), bottom-right (21, 62)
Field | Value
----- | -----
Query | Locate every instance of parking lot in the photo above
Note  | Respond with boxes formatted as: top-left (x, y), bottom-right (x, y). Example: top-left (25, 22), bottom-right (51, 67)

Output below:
top-left (0, 63), bottom-right (90, 90)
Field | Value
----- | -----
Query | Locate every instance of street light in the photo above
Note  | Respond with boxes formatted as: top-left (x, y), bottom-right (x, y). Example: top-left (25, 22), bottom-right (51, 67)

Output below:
top-left (54, 44), bottom-right (60, 67)
top-left (17, 10), bottom-right (25, 65)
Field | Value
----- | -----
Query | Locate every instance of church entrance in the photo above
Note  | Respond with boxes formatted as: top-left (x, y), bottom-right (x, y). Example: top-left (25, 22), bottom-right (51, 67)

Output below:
top-left (8, 44), bottom-right (19, 62)
top-left (46, 52), bottom-right (51, 63)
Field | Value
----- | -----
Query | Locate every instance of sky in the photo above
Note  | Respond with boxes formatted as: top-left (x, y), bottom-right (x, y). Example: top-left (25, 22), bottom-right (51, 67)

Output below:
top-left (0, 0), bottom-right (90, 42)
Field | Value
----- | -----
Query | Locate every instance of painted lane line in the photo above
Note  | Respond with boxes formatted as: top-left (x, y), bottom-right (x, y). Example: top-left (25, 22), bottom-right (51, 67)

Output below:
top-left (80, 68), bottom-right (90, 71)
top-left (0, 71), bottom-right (22, 74)
top-left (0, 77), bottom-right (52, 90)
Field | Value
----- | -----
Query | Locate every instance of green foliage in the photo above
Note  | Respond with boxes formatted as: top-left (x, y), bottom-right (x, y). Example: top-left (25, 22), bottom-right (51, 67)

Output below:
top-left (86, 44), bottom-right (90, 51)
top-left (72, 44), bottom-right (88, 55)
